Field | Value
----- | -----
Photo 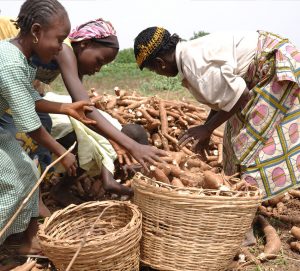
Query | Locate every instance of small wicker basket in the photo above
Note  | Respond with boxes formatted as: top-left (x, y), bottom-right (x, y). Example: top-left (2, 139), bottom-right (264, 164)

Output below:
top-left (38, 200), bottom-right (142, 271)
top-left (132, 172), bottom-right (261, 271)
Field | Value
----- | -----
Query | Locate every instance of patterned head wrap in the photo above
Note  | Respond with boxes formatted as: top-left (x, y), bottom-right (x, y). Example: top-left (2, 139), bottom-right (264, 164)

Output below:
top-left (134, 27), bottom-right (171, 69)
top-left (69, 18), bottom-right (119, 48)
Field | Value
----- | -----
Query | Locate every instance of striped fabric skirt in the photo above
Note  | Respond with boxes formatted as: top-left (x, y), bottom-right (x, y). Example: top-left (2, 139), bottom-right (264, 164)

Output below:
top-left (224, 31), bottom-right (300, 200)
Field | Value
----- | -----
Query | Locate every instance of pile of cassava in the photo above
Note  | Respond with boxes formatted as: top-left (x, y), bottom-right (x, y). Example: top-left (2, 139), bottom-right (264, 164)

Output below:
top-left (41, 89), bottom-right (300, 270)
top-left (89, 87), bottom-right (248, 191)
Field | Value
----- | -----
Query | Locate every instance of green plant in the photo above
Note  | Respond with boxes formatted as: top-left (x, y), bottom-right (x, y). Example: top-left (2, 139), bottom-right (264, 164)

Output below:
top-left (273, 249), bottom-right (287, 266)
top-left (190, 31), bottom-right (209, 40)
top-left (115, 48), bottom-right (135, 63)
top-left (48, 60), bottom-right (194, 101)
top-left (140, 74), bottom-right (183, 92)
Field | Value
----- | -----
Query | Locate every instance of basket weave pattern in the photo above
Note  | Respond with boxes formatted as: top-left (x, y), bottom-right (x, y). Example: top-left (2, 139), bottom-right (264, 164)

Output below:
top-left (133, 173), bottom-right (261, 271)
top-left (38, 201), bottom-right (142, 271)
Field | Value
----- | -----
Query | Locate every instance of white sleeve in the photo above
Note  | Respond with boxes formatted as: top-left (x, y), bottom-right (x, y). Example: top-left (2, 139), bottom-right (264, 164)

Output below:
top-left (187, 64), bottom-right (246, 112)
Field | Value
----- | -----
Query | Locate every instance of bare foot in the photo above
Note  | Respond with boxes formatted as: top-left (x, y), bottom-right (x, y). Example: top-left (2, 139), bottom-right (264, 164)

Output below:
top-left (242, 226), bottom-right (257, 247)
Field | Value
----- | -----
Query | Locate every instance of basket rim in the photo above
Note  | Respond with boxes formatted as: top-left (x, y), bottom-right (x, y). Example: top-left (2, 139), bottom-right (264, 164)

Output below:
top-left (38, 200), bottom-right (142, 244)
top-left (132, 172), bottom-right (262, 200)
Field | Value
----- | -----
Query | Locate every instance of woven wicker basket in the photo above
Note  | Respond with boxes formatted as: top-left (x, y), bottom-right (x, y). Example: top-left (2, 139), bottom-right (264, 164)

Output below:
top-left (38, 200), bottom-right (142, 271)
top-left (132, 172), bottom-right (261, 271)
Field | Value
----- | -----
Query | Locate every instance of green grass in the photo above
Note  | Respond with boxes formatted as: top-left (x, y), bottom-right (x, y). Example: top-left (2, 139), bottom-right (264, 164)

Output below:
top-left (49, 62), bottom-right (195, 102)
top-left (49, 47), bottom-right (195, 101)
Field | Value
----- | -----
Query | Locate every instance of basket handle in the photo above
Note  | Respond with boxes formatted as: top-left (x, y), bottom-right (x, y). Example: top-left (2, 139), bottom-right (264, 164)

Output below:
top-left (65, 203), bottom-right (116, 271)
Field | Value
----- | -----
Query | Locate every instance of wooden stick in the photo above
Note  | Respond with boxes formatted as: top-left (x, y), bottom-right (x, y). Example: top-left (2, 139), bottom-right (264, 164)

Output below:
top-left (0, 142), bottom-right (76, 240)
top-left (65, 204), bottom-right (114, 271)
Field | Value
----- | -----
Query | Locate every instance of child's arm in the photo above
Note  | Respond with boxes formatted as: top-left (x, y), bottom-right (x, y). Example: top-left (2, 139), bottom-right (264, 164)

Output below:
top-left (35, 99), bottom-right (96, 125)
top-left (28, 126), bottom-right (78, 176)
top-left (54, 45), bottom-right (166, 169)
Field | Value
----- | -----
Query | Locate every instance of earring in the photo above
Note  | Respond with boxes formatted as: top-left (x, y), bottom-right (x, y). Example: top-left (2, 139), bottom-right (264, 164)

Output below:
top-left (33, 36), bottom-right (38, 44)
top-left (162, 65), bottom-right (166, 69)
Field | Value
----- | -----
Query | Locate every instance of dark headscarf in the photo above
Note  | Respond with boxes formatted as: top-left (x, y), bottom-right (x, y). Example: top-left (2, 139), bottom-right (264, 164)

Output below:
top-left (134, 26), bottom-right (171, 69)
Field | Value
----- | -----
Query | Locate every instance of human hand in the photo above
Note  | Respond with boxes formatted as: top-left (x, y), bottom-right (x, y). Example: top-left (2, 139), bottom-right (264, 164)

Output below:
top-left (61, 152), bottom-right (78, 176)
top-left (110, 140), bottom-right (137, 165)
top-left (116, 147), bottom-right (137, 165)
top-left (192, 137), bottom-right (211, 159)
top-left (118, 163), bottom-right (143, 180)
top-left (178, 125), bottom-right (212, 158)
top-left (130, 142), bottom-right (168, 171)
top-left (62, 101), bottom-right (96, 125)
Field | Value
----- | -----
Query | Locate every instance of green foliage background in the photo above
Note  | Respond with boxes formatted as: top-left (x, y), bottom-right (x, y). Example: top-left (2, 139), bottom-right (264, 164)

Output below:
top-left (51, 31), bottom-right (209, 100)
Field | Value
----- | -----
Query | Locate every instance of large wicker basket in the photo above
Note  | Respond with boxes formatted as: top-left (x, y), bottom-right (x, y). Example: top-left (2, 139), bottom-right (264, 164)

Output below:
top-left (38, 200), bottom-right (142, 271)
top-left (132, 173), bottom-right (261, 271)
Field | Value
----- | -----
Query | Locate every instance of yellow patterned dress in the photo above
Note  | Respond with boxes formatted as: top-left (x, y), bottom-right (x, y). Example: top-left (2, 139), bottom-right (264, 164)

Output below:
top-left (224, 31), bottom-right (300, 200)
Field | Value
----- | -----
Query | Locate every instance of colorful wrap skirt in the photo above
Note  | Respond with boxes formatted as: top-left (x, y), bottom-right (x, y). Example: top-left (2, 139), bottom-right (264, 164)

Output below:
top-left (224, 31), bottom-right (300, 200)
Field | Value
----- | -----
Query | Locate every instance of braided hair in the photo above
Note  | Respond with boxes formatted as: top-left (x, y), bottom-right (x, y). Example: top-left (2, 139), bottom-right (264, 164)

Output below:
top-left (134, 27), bottom-right (181, 70)
top-left (14, 0), bottom-right (67, 34)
